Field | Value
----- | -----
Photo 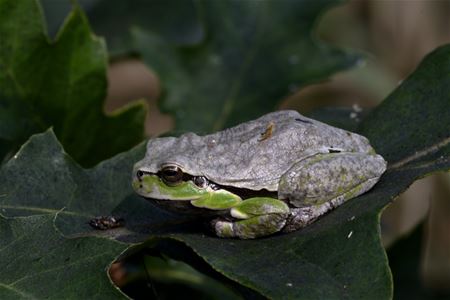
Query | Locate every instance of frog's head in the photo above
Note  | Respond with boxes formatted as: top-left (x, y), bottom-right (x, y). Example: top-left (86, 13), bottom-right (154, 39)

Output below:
top-left (132, 161), bottom-right (242, 212)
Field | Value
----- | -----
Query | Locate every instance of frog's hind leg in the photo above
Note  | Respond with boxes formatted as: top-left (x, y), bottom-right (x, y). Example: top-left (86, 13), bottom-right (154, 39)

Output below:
top-left (212, 197), bottom-right (290, 239)
top-left (279, 152), bottom-right (386, 232)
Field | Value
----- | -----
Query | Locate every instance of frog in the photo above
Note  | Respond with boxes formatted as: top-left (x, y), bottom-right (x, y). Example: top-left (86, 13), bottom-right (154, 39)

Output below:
top-left (132, 110), bottom-right (387, 239)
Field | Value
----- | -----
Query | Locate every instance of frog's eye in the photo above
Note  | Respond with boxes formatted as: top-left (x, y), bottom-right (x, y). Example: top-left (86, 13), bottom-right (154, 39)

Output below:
top-left (160, 165), bottom-right (184, 186)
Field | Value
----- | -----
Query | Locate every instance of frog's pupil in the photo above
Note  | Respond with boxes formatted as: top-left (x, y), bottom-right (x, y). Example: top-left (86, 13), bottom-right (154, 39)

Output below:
top-left (161, 166), bottom-right (183, 185)
top-left (164, 170), bottom-right (178, 176)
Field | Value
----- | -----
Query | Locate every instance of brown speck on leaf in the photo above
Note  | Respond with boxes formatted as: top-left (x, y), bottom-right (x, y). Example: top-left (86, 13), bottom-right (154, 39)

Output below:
top-left (89, 216), bottom-right (124, 230)
top-left (259, 122), bottom-right (275, 141)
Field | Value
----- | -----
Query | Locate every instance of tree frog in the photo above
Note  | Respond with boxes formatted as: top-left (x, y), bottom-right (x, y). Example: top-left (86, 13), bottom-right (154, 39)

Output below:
top-left (133, 110), bottom-right (386, 239)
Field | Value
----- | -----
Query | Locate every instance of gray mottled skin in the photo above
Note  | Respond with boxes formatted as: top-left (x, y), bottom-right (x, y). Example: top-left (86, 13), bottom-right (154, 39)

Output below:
top-left (279, 152), bottom-right (386, 207)
top-left (134, 110), bottom-right (387, 237)
top-left (135, 110), bottom-right (376, 191)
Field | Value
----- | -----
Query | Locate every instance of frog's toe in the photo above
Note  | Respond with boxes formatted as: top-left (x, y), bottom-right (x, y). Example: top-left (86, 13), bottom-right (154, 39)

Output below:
top-left (212, 218), bottom-right (235, 238)
top-left (211, 214), bottom-right (288, 239)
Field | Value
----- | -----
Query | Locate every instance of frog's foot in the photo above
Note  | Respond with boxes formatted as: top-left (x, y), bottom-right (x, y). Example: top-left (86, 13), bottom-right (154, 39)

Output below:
top-left (283, 179), bottom-right (378, 232)
top-left (212, 197), bottom-right (289, 239)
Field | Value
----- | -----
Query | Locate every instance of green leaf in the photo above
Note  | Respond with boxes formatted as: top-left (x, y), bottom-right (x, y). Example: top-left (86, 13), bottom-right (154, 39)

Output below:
top-left (0, 129), bottom-right (390, 299)
top-left (0, 214), bottom-right (127, 299)
top-left (0, 130), bottom-right (242, 299)
top-left (0, 0), bottom-right (146, 166)
top-left (131, 0), bottom-right (360, 132)
top-left (359, 45), bottom-right (450, 167)
top-left (40, 0), bottom-right (204, 55)
top-left (87, 0), bottom-right (203, 55)
top-left (0, 129), bottom-right (184, 240)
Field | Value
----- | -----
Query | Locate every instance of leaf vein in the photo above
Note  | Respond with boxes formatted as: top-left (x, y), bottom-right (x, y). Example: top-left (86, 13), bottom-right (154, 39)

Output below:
top-left (0, 283), bottom-right (37, 299)
top-left (389, 136), bottom-right (450, 169)
top-left (0, 205), bottom-right (91, 217)
top-left (9, 252), bottom-right (112, 287)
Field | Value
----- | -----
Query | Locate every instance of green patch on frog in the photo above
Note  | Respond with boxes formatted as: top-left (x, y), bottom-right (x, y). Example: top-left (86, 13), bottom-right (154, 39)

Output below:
top-left (138, 174), bottom-right (242, 210)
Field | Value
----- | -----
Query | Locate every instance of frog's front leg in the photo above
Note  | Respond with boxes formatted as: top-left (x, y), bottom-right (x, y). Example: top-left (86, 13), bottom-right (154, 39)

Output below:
top-left (212, 197), bottom-right (290, 239)
top-left (279, 152), bottom-right (386, 232)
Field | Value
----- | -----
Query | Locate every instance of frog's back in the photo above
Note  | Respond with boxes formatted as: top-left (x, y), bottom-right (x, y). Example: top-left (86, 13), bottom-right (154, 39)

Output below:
top-left (142, 110), bottom-right (374, 191)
